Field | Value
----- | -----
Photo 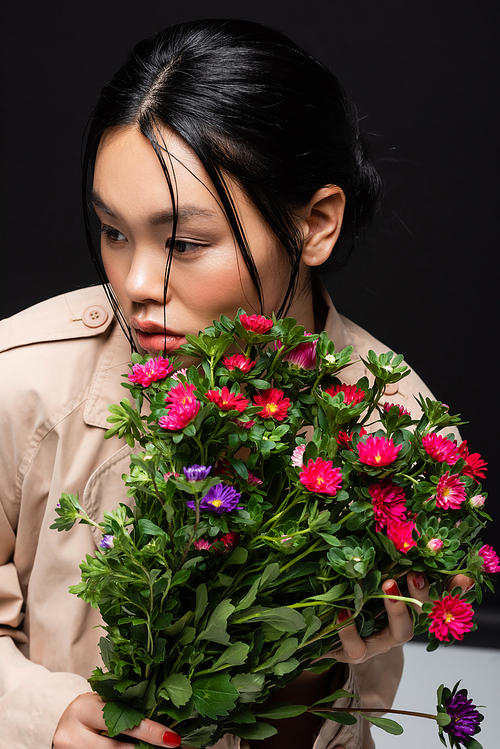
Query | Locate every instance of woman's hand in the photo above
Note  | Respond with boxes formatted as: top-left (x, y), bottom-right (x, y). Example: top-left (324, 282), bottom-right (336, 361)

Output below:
top-left (325, 571), bottom-right (474, 664)
top-left (53, 692), bottom-right (182, 748)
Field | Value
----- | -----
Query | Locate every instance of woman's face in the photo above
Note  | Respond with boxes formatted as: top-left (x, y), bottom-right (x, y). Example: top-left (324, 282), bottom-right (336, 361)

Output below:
top-left (92, 124), bottom-right (313, 356)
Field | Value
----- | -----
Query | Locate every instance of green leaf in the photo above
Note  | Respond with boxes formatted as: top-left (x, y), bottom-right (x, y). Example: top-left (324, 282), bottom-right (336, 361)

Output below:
top-left (194, 583), bottom-right (208, 626)
top-left (178, 724), bottom-right (217, 748)
top-left (212, 641), bottom-right (250, 669)
top-left (306, 583), bottom-right (348, 603)
top-left (436, 712), bottom-right (452, 726)
top-left (138, 518), bottom-right (167, 537)
top-left (463, 738), bottom-right (483, 749)
top-left (197, 599), bottom-right (235, 645)
top-left (158, 673), bottom-right (192, 708)
top-left (192, 673), bottom-right (239, 719)
top-left (305, 657), bottom-right (338, 674)
top-left (228, 722), bottom-right (278, 740)
top-left (102, 702), bottom-right (145, 738)
top-left (227, 546), bottom-right (248, 565)
top-left (256, 703), bottom-right (308, 720)
top-left (311, 710), bottom-right (357, 725)
top-left (231, 672), bottom-right (266, 703)
top-left (255, 637), bottom-right (298, 671)
top-left (313, 689), bottom-right (358, 706)
top-left (362, 715), bottom-right (404, 735)
top-left (274, 657), bottom-right (299, 676)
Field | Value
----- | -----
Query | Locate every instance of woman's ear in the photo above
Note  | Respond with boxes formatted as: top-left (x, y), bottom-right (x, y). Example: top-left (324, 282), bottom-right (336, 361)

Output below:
top-left (299, 185), bottom-right (345, 267)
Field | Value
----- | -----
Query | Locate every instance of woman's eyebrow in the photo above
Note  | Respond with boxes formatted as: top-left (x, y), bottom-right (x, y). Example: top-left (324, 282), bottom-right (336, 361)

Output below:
top-left (90, 189), bottom-right (218, 224)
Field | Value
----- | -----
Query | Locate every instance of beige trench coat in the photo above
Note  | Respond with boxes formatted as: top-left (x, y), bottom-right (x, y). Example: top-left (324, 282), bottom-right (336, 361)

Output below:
top-left (0, 285), bottom-right (437, 749)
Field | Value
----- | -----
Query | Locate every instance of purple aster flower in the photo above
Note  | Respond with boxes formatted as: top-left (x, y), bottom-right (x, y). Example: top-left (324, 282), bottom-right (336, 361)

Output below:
top-left (183, 464), bottom-right (212, 482)
top-left (99, 534), bottom-right (115, 550)
top-left (187, 484), bottom-right (243, 514)
top-left (444, 690), bottom-right (482, 743)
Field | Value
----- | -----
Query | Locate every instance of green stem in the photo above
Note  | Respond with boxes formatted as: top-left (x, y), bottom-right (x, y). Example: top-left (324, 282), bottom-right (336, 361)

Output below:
top-left (279, 539), bottom-right (322, 573)
top-left (309, 706), bottom-right (439, 721)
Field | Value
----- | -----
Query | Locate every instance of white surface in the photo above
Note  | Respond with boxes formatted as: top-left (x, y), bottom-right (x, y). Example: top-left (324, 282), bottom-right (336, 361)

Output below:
top-left (370, 642), bottom-right (498, 748)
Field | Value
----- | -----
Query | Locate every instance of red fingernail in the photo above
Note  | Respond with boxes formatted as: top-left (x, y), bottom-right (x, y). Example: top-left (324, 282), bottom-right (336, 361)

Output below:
top-left (385, 582), bottom-right (400, 598)
top-left (337, 608), bottom-right (350, 623)
top-left (413, 573), bottom-right (426, 590)
top-left (163, 731), bottom-right (182, 748)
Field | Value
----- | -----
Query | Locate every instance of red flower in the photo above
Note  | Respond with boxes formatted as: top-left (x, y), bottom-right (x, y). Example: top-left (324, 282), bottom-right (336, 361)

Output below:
top-left (358, 435), bottom-right (402, 467)
top-left (206, 387), bottom-right (249, 413)
top-left (386, 518), bottom-right (419, 553)
top-left (369, 479), bottom-right (407, 532)
top-left (165, 381), bottom-right (197, 406)
top-left (457, 441), bottom-right (488, 479)
top-left (435, 472), bottom-right (467, 510)
top-left (422, 433), bottom-right (459, 464)
top-left (324, 383), bottom-right (365, 406)
top-left (254, 388), bottom-right (290, 421)
top-left (478, 544), bottom-right (500, 573)
top-left (336, 428), bottom-right (367, 451)
top-left (223, 354), bottom-right (256, 373)
top-left (239, 313), bottom-right (273, 334)
top-left (383, 401), bottom-right (411, 417)
top-left (221, 531), bottom-right (240, 551)
top-left (428, 594), bottom-right (474, 641)
top-left (159, 399), bottom-right (200, 431)
top-left (299, 457), bottom-right (343, 496)
top-left (128, 356), bottom-right (173, 386)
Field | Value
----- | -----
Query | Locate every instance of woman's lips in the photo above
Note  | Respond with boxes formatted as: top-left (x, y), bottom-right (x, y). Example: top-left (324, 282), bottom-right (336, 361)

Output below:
top-left (133, 324), bottom-right (187, 354)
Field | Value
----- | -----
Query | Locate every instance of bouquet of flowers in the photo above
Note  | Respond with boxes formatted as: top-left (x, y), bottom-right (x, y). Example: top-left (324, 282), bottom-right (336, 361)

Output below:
top-left (52, 311), bottom-right (495, 748)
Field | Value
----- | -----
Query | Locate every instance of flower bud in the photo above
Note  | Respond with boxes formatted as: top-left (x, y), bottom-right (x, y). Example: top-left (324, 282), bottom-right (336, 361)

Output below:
top-left (427, 538), bottom-right (443, 552)
top-left (469, 494), bottom-right (486, 509)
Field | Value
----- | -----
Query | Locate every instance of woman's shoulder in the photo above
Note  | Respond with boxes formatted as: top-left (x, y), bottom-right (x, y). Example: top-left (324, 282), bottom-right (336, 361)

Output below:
top-left (0, 285), bottom-right (114, 353)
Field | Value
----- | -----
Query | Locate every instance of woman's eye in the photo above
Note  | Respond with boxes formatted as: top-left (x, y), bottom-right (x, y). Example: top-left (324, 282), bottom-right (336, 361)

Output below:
top-left (167, 238), bottom-right (202, 255)
top-left (99, 225), bottom-right (127, 243)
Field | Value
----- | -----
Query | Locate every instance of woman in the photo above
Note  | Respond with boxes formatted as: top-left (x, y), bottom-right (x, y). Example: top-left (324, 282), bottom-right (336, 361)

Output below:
top-left (0, 19), bottom-right (471, 749)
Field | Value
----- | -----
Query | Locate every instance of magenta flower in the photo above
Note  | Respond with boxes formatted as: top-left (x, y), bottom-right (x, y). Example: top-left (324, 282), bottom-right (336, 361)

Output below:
top-left (386, 518), bottom-right (419, 553)
top-left (254, 388), bottom-right (290, 421)
top-left (233, 418), bottom-right (255, 430)
top-left (223, 354), bottom-right (256, 373)
top-left (206, 386), bottom-right (249, 413)
top-left (422, 433), bottom-right (459, 464)
top-left (183, 464), bottom-right (211, 482)
top-left (469, 494), bottom-right (486, 509)
top-left (291, 444), bottom-right (306, 467)
top-left (457, 440), bottom-right (488, 479)
top-left (187, 484), bottom-right (243, 514)
top-left (165, 381), bottom-right (197, 406)
top-left (324, 383), bottom-right (365, 406)
top-left (282, 336), bottom-right (317, 370)
top-left (247, 473), bottom-right (263, 486)
top-left (220, 531), bottom-right (240, 551)
top-left (435, 472), bottom-right (467, 510)
top-left (193, 539), bottom-right (213, 551)
top-left (358, 435), bottom-right (402, 467)
top-left (478, 544), bottom-right (500, 573)
top-left (128, 356), bottom-right (173, 386)
top-left (299, 457), bottom-right (343, 496)
top-left (239, 313), bottom-right (273, 334)
top-left (383, 401), bottom-right (410, 417)
top-left (427, 538), bottom-right (444, 552)
top-left (443, 689), bottom-right (482, 744)
top-left (428, 594), bottom-right (474, 641)
top-left (159, 399), bottom-right (200, 430)
top-left (368, 479), bottom-right (407, 532)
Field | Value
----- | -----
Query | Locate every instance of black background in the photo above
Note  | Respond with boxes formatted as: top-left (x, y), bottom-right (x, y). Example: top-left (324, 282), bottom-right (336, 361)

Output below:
top-left (1, 0), bottom-right (498, 636)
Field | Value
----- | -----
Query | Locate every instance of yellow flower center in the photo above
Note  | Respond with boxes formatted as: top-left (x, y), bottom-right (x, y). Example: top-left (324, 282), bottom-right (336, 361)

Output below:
top-left (444, 612), bottom-right (455, 623)
top-left (374, 454), bottom-right (381, 463)
top-left (266, 403), bottom-right (278, 413)
top-left (211, 499), bottom-right (223, 508)
top-left (442, 488), bottom-right (451, 497)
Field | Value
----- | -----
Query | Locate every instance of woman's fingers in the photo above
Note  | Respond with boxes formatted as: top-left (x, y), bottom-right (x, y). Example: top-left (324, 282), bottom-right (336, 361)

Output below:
top-left (53, 692), bottom-right (182, 748)
top-left (446, 573), bottom-right (474, 594)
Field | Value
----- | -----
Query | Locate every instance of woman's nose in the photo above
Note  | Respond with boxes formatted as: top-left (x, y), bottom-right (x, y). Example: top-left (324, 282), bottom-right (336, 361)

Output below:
top-left (123, 246), bottom-right (169, 305)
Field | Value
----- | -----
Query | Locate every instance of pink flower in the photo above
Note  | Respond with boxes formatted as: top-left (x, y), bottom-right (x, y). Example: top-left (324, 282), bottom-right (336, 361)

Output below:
top-left (239, 313), bottom-right (273, 334)
top-left (234, 418), bottom-right (255, 430)
top-left (422, 433), bottom-right (459, 464)
top-left (336, 428), bottom-right (367, 451)
top-left (282, 336), bottom-right (317, 370)
top-left (247, 473), bottom-right (263, 486)
top-left (254, 388), bottom-right (290, 421)
top-left (435, 472), bottom-right (467, 510)
top-left (223, 354), bottom-right (256, 373)
top-left (383, 401), bottom-right (411, 417)
top-left (428, 594), bottom-right (474, 641)
top-left (358, 435), bottom-right (402, 467)
top-left (206, 387), bottom-right (249, 413)
top-left (128, 356), bottom-right (173, 386)
top-left (478, 544), bottom-right (500, 573)
top-left (368, 479), bottom-right (407, 532)
top-left (171, 367), bottom-right (188, 381)
top-left (291, 444), bottom-right (306, 467)
top-left (299, 457), bottom-right (343, 496)
top-left (386, 518), bottom-right (419, 553)
top-left (427, 538), bottom-right (444, 552)
top-left (324, 383), bottom-right (365, 406)
top-left (457, 441), bottom-right (488, 479)
top-left (193, 539), bottom-right (214, 551)
top-left (165, 381), bottom-right (197, 406)
top-left (469, 494), bottom-right (486, 509)
top-left (159, 399), bottom-right (200, 431)
top-left (163, 471), bottom-right (180, 480)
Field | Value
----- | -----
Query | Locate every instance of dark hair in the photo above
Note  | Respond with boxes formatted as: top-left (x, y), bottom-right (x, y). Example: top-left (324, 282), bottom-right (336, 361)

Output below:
top-left (83, 18), bottom-right (382, 334)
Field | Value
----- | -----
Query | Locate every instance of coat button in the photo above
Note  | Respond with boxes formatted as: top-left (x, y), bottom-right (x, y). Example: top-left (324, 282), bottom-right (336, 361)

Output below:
top-left (384, 382), bottom-right (399, 395)
top-left (82, 304), bottom-right (109, 328)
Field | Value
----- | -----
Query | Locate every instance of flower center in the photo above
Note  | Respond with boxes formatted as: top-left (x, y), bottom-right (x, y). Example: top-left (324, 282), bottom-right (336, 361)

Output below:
top-left (442, 487), bottom-right (451, 497)
top-left (267, 403), bottom-right (278, 413)
top-left (211, 499), bottom-right (223, 508)
top-left (444, 612), bottom-right (455, 623)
